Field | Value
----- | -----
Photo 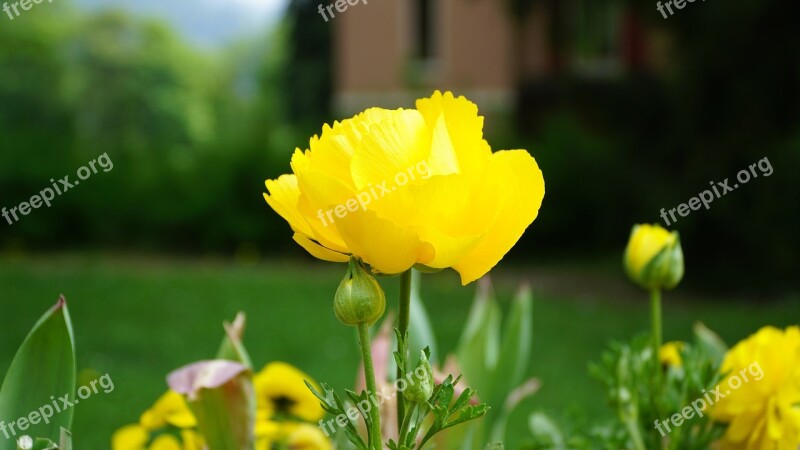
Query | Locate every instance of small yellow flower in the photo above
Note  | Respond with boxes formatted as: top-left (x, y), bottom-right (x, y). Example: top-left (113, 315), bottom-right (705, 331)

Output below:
top-left (623, 224), bottom-right (684, 290)
top-left (711, 326), bottom-right (800, 450)
top-left (254, 362), bottom-right (325, 422)
top-left (659, 341), bottom-right (684, 368)
top-left (140, 391), bottom-right (197, 430)
top-left (264, 91), bottom-right (545, 285)
top-left (112, 391), bottom-right (202, 450)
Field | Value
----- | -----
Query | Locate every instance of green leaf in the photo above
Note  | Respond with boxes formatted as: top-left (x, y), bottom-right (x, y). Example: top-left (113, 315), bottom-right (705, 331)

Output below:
top-left (409, 270), bottom-right (438, 363)
top-left (58, 429), bottom-right (71, 450)
top-left (0, 297), bottom-right (76, 450)
top-left (528, 412), bottom-right (565, 448)
top-left (693, 322), bottom-right (728, 367)
top-left (456, 279), bottom-right (501, 395)
top-left (215, 313), bottom-right (254, 370)
top-left (305, 382), bottom-right (367, 450)
top-left (168, 360), bottom-right (255, 450)
top-left (489, 286), bottom-right (533, 405)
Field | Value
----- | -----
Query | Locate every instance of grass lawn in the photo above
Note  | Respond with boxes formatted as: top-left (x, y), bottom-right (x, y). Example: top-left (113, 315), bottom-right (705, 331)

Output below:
top-left (0, 254), bottom-right (796, 449)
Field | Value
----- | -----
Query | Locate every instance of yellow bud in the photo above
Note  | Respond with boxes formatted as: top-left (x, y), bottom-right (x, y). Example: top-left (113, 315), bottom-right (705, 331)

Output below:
top-left (623, 224), bottom-right (684, 290)
top-left (334, 258), bottom-right (386, 326)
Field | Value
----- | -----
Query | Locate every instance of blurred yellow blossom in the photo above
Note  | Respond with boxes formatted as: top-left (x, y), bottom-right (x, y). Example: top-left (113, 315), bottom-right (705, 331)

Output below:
top-left (659, 341), bottom-right (684, 368)
top-left (254, 362), bottom-right (325, 421)
top-left (712, 326), bottom-right (800, 450)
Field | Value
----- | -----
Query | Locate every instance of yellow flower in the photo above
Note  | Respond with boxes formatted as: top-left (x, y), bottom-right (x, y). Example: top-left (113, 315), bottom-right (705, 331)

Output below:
top-left (255, 422), bottom-right (331, 450)
top-left (711, 326), bottom-right (800, 450)
top-left (287, 423), bottom-right (333, 450)
top-left (111, 424), bottom-right (204, 450)
top-left (140, 391), bottom-right (197, 430)
top-left (254, 362), bottom-right (324, 422)
top-left (659, 341), bottom-right (684, 368)
top-left (264, 91), bottom-right (545, 285)
top-left (623, 224), bottom-right (684, 290)
top-left (112, 391), bottom-right (202, 450)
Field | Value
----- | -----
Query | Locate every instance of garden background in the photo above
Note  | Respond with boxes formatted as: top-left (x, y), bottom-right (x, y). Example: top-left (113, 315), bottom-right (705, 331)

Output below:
top-left (1, 0), bottom-right (798, 447)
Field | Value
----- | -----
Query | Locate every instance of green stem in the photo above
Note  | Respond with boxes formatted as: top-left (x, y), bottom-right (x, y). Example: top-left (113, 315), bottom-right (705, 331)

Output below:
top-left (398, 402), bottom-right (417, 446)
top-left (358, 322), bottom-right (382, 450)
top-left (397, 270), bottom-right (412, 431)
top-left (624, 415), bottom-right (647, 450)
top-left (651, 288), bottom-right (662, 361)
top-left (651, 287), bottom-right (665, 446)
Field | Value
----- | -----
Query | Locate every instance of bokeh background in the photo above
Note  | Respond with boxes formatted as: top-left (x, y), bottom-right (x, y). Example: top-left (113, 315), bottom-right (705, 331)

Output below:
top-left (1, 0), bottom-right (798, 447)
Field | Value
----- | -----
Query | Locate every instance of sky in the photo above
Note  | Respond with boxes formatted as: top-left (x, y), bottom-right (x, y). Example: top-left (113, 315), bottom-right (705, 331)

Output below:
top-left (73, 0), bottom-right (290, 48)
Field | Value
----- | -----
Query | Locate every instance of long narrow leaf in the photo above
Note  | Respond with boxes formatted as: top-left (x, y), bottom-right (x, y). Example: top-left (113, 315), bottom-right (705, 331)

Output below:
top-left (0, 297), bottom-right (76, 450)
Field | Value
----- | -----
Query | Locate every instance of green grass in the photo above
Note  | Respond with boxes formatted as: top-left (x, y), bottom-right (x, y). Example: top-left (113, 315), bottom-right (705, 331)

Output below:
top-left (0, 254), bottom-right (796, 449)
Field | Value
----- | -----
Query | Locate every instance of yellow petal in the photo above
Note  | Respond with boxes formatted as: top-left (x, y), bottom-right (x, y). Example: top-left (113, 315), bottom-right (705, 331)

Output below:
top-left (291, 149), bottom-right (353, 252)
top-left (139, 391), bottom-right (196, 430)
top-left (453, 150), bottom-right (545, 285)
top-left (149, 435), bottom-right (182, 450)
top-left (292, 233), bottom-right (349, 263)
top-left (288, 423), bottom-right (333, 450)
top-left (350, 109), bottom-right (432, 191)
top-left (112, 424), bottom-right (149, 450)
top-left (416, 91), bottom-right (492, 174)
top-left (625, 224), bottom-right (675, 275)
top-left (264, 174), bottom-right (314, 238)
top-left (334, 209), bottom-right (435, 274)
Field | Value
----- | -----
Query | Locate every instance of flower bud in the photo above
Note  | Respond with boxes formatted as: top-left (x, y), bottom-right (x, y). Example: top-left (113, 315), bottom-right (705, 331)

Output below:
top-left (403, 350), bottom-right (434, 403)
top-left (624, 224), bottom-right (684, 290)
top-left (334, 258), bottom-right (386, 326)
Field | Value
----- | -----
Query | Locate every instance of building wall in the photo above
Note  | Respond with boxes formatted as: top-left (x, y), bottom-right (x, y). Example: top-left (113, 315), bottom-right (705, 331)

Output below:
top-left (333, 0), bottom-right (523, 115)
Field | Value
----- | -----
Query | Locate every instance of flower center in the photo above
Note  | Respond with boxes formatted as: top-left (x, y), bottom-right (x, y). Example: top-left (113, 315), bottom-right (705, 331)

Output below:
top-left (271, 395), bottom-right (296, 414)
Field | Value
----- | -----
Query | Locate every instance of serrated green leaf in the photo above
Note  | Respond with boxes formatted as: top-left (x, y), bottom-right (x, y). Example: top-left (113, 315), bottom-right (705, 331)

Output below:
top-left (0, 297), bottom-right (76, 450)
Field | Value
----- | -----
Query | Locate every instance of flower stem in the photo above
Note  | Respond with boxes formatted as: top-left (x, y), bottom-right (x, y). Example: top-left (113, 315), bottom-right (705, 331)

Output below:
top-left (357, 322), bottom-right (382, 450)
top-left (650, 288), bottom-right (662, 360)
top-left (396, 270), bottom-right (412, 431)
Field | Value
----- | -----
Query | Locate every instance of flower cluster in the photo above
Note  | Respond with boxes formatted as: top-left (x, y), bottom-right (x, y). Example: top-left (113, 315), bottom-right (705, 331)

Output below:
top-left (112, 362), bottom-right (331, 450)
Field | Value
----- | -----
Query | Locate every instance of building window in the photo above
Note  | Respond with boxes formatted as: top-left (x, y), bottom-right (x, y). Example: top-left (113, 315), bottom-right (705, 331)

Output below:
top-left (412, 0), bottom-right (437, 62)
top-left (571, 0), bottom-right (624, 77)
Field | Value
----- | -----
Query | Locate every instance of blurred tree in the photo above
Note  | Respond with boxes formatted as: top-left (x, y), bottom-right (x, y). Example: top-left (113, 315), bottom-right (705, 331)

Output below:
top-left (0, 3), bottom-right (76, 242)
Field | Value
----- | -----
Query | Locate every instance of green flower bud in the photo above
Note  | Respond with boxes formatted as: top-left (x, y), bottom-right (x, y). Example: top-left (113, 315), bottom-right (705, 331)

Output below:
top-left (624, 224), bottom-right (684, 290)
top-left (334, 258), bottom-right (386, 326)
top-left (403, 350), bottom-right (434, 403)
